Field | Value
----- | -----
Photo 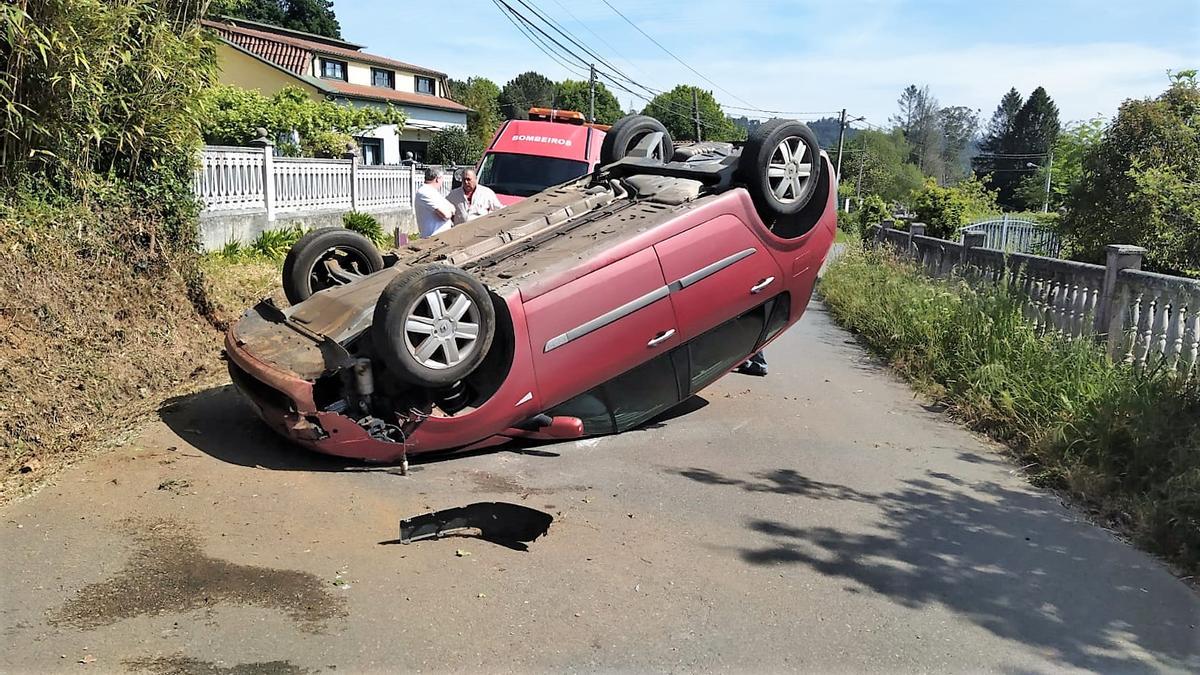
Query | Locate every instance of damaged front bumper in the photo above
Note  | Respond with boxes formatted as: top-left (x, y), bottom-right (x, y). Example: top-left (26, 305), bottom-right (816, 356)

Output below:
top-left (224, 329), bottom-right (413, 463)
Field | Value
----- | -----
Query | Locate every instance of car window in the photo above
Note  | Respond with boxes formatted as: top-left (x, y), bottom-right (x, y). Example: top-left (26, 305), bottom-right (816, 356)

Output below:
top-left (478, 152), bottom-right (589, 197)
top-left (687, 303), bottom-right (768, 393)
top-left (545, 351), bottom-right (681, 435)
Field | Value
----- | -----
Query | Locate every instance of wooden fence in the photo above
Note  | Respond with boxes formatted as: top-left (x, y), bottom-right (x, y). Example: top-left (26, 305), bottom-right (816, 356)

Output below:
top-left (193, 145), bottom-right (456, 220)
top-left (874, 222), bottom-right (1200, 379)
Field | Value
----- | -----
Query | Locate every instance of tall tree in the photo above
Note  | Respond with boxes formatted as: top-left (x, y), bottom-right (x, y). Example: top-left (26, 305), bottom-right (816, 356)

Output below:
top-left (498, 71), bottom-right (556, 120)
top-left (972, 89), bottom-right (1022, 189)
top-left (938, 105), bottom-right (978, 184)
top-left (449, 76), bottom-right (502, 146)
top-left (890, 84), bottom-right (943, 177)
top-left (973, 87), bottom-right (1060, 209)
top-left (1011, 87), bottom-right (1060, 162)
top-left (641, 85), bottom-right (744, 142)
top-left (555, 79), bottom-right (622, 125)
top-left (1062, 72), bottom-right (1200, 275)
top-left (209, 0), bottom-right (340, 38)
top-left (841, 128), bottom-right (926, 204)
top-left (281, 0), bottom-right (340, 38)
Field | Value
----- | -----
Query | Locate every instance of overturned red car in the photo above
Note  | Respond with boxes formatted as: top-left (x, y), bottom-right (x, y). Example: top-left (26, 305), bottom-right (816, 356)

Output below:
top-left (224, 115), bottom-right (837, 464)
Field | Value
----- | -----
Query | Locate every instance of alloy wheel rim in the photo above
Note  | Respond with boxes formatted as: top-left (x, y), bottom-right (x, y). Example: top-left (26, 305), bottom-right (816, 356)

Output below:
top-left (401, 287), bottom-right (481, 370)
top-left (765, 135), bottom-right (813, 204)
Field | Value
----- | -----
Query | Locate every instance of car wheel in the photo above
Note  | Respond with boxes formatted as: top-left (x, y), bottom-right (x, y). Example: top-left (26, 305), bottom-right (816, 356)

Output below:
top-left (372, 265), bottom-right (496, 388)
top-left (738, 119), bottom-right (823, 217)
top-left (600, 114), bottom-right (674, 165)
top-left (282, 227), bottom-right (385, 305)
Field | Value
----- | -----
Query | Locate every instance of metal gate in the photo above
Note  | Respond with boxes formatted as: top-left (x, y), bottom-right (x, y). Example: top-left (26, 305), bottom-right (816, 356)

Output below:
top-left (960, 215), bottom-right (1061, 256)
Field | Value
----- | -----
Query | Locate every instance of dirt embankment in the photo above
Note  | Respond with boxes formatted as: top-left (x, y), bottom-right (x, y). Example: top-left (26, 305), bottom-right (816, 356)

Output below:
top-left (0, 211), bottom-right (280, 503)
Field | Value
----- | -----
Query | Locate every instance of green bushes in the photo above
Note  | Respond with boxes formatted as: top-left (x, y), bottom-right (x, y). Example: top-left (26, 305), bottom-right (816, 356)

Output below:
top-left (342, 211), bottom-right (388, 246)
top-left (821, 246), bottom-right (1200, 571)
top-left (426, 127), bottom-right (484, 166)
top-left (909, 175), bottom-right (999, 239)
top-left (198, 85), bottom-right (406, 156)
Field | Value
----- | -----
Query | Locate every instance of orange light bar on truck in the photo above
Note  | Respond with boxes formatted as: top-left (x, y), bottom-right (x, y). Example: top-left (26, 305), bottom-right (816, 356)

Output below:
top-left (528, 107), bottom-right (587, 124)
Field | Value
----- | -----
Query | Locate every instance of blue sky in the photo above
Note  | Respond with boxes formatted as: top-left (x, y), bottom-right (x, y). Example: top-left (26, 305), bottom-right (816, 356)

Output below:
top-left (337, 0), bottom-right (1200, 128)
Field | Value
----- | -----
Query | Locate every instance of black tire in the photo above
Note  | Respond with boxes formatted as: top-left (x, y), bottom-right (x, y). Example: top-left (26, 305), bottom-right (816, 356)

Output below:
top-left (600, 114), bottom-right (674, 165)
top-left (372, 264), bottom-right (496, 388)
top-left (282, 227), bottom-right (385, 305)
top-left (738, 119), bottom-right (823, 217)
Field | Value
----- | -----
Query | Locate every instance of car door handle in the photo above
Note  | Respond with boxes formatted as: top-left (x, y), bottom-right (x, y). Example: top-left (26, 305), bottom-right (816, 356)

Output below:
top-left (750, 277), bottom-right (776, 294)
top-left (647, 329), bottom-right (676, 347)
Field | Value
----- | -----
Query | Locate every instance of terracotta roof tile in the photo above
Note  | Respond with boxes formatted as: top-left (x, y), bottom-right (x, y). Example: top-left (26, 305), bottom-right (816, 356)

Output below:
top-left (202, 19), bottom-right (447, 77)
top-left (214, 26), bottom-right (310, 74)
top-left (324, 81), bottom-right (471, 113)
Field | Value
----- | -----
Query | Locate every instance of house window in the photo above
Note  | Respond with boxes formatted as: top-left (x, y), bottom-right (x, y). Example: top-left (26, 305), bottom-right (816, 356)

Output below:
top-left (415, 75), bottom-right (436, 95)
top-left (398, 140), bottom-right (428, 164)
top-left (371, 68), bottom-right (395, 89)
top-left (356, 137), bottom-right (383, 165)
top-left (320, 58), bottom-right (347, 81)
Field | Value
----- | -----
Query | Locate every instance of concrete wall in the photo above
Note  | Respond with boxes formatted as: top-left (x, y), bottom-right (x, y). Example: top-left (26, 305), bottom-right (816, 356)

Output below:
top-left (199, 207), bottom-right (417, 253)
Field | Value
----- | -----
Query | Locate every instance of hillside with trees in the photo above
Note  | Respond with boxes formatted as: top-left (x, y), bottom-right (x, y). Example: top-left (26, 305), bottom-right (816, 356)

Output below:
top-left (209, 0), bottom-right (341, 38)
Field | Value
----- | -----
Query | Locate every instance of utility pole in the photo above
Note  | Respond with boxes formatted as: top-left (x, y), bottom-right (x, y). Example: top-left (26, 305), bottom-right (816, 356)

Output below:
top-left (835, 108), bottom-right (848, 177)
top-left (1042, 148), bottom-right (1053, 213)
top-left (692, 88), bottom-right (702, 141)
top-left (588, 63), bottom-right (596, 124)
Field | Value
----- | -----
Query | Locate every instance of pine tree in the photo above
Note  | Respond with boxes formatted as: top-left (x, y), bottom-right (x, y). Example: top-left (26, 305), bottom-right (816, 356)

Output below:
top-left (973, 87), bottom-right (1051, 209)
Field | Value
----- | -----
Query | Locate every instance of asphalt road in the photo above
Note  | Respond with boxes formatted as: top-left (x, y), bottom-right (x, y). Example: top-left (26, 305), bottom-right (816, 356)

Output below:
top-left (2, 300), bottom-right (1198, 674)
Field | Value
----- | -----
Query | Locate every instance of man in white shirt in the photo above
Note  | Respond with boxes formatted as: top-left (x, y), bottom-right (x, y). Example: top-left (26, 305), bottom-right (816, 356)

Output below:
top-left (447, 168), bottom-right (503, 225)
top-left (414, 167), bottom-right (455, 237)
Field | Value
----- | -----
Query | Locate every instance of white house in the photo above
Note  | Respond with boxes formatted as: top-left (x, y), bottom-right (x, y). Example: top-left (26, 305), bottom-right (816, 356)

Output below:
top-left (203, 16), bottom-right (469, 164)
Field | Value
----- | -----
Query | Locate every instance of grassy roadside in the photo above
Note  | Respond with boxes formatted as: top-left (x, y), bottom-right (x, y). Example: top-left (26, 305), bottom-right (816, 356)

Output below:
top-left (819, 245), bottom-right (1200, 573)
top-left (0, 208), bottom-right (283, 504)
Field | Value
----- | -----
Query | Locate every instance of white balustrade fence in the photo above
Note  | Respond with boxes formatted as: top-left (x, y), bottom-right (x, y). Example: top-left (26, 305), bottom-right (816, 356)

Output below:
top-left (874, 222), bottom-right (1200, 380)
top-left (194, 145), bottom-right (456, 219)
top-left (193, 146), bottom-right (267, 213)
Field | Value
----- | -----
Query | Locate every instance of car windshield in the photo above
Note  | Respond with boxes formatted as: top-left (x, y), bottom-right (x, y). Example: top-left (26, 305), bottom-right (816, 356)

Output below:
top-left (477, 152), bottom-right (589, 197)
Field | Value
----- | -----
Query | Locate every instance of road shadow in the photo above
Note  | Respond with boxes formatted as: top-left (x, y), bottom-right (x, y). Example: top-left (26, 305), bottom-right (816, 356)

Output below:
top-left (159, 386), bottom-right (708, 473)
top-left (159, 385), bottom-right (530, 473)
top-left (668, 465), bottom-right (1200, 672)
top-left (159, 386), bottom-right (378, 472)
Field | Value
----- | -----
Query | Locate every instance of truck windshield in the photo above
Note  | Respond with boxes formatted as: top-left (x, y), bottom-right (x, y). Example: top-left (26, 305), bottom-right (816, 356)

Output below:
top-left (478, 152), bottom-right (590, 197)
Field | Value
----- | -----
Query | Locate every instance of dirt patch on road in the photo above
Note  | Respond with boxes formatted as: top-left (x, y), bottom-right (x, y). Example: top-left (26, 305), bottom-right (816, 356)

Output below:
top-left (124, 655), bottom-right (309, 675)
top-left (463, 469), bottom-right (588, 496)
top-left (50, 519), bottom-right (345, 633)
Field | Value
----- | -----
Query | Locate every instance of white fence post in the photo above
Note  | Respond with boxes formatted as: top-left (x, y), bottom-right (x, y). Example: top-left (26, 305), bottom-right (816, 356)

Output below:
top-left (907, 223), bottom-right (926, 256)
top-left (344, 148), bottom-right (359, 212)
top-left (1099, 244), bottom-right (1146, 358)
top-left (249, 130), bottom-right (276, 222)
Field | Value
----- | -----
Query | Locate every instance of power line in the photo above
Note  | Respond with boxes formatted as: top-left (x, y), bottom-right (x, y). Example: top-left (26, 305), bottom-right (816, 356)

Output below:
top-left (548, 0), bottom-right (652, 87)
top-left (495, 0), bottom-right (843, 134)
top-left (516, 0), bottom-right (659, 100)
top-left (597, 0), bottom-right (759, 110)
top-left (492, 0), bottom-right (590, 79)
top-left (496, 1), bottom-right (722, 129)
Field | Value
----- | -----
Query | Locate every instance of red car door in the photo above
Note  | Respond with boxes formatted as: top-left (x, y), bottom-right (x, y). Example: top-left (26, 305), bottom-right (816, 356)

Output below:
top-left (524, 247), bottom-right (681, 409)
top-left (654, 214), bottom-right (784, 342)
